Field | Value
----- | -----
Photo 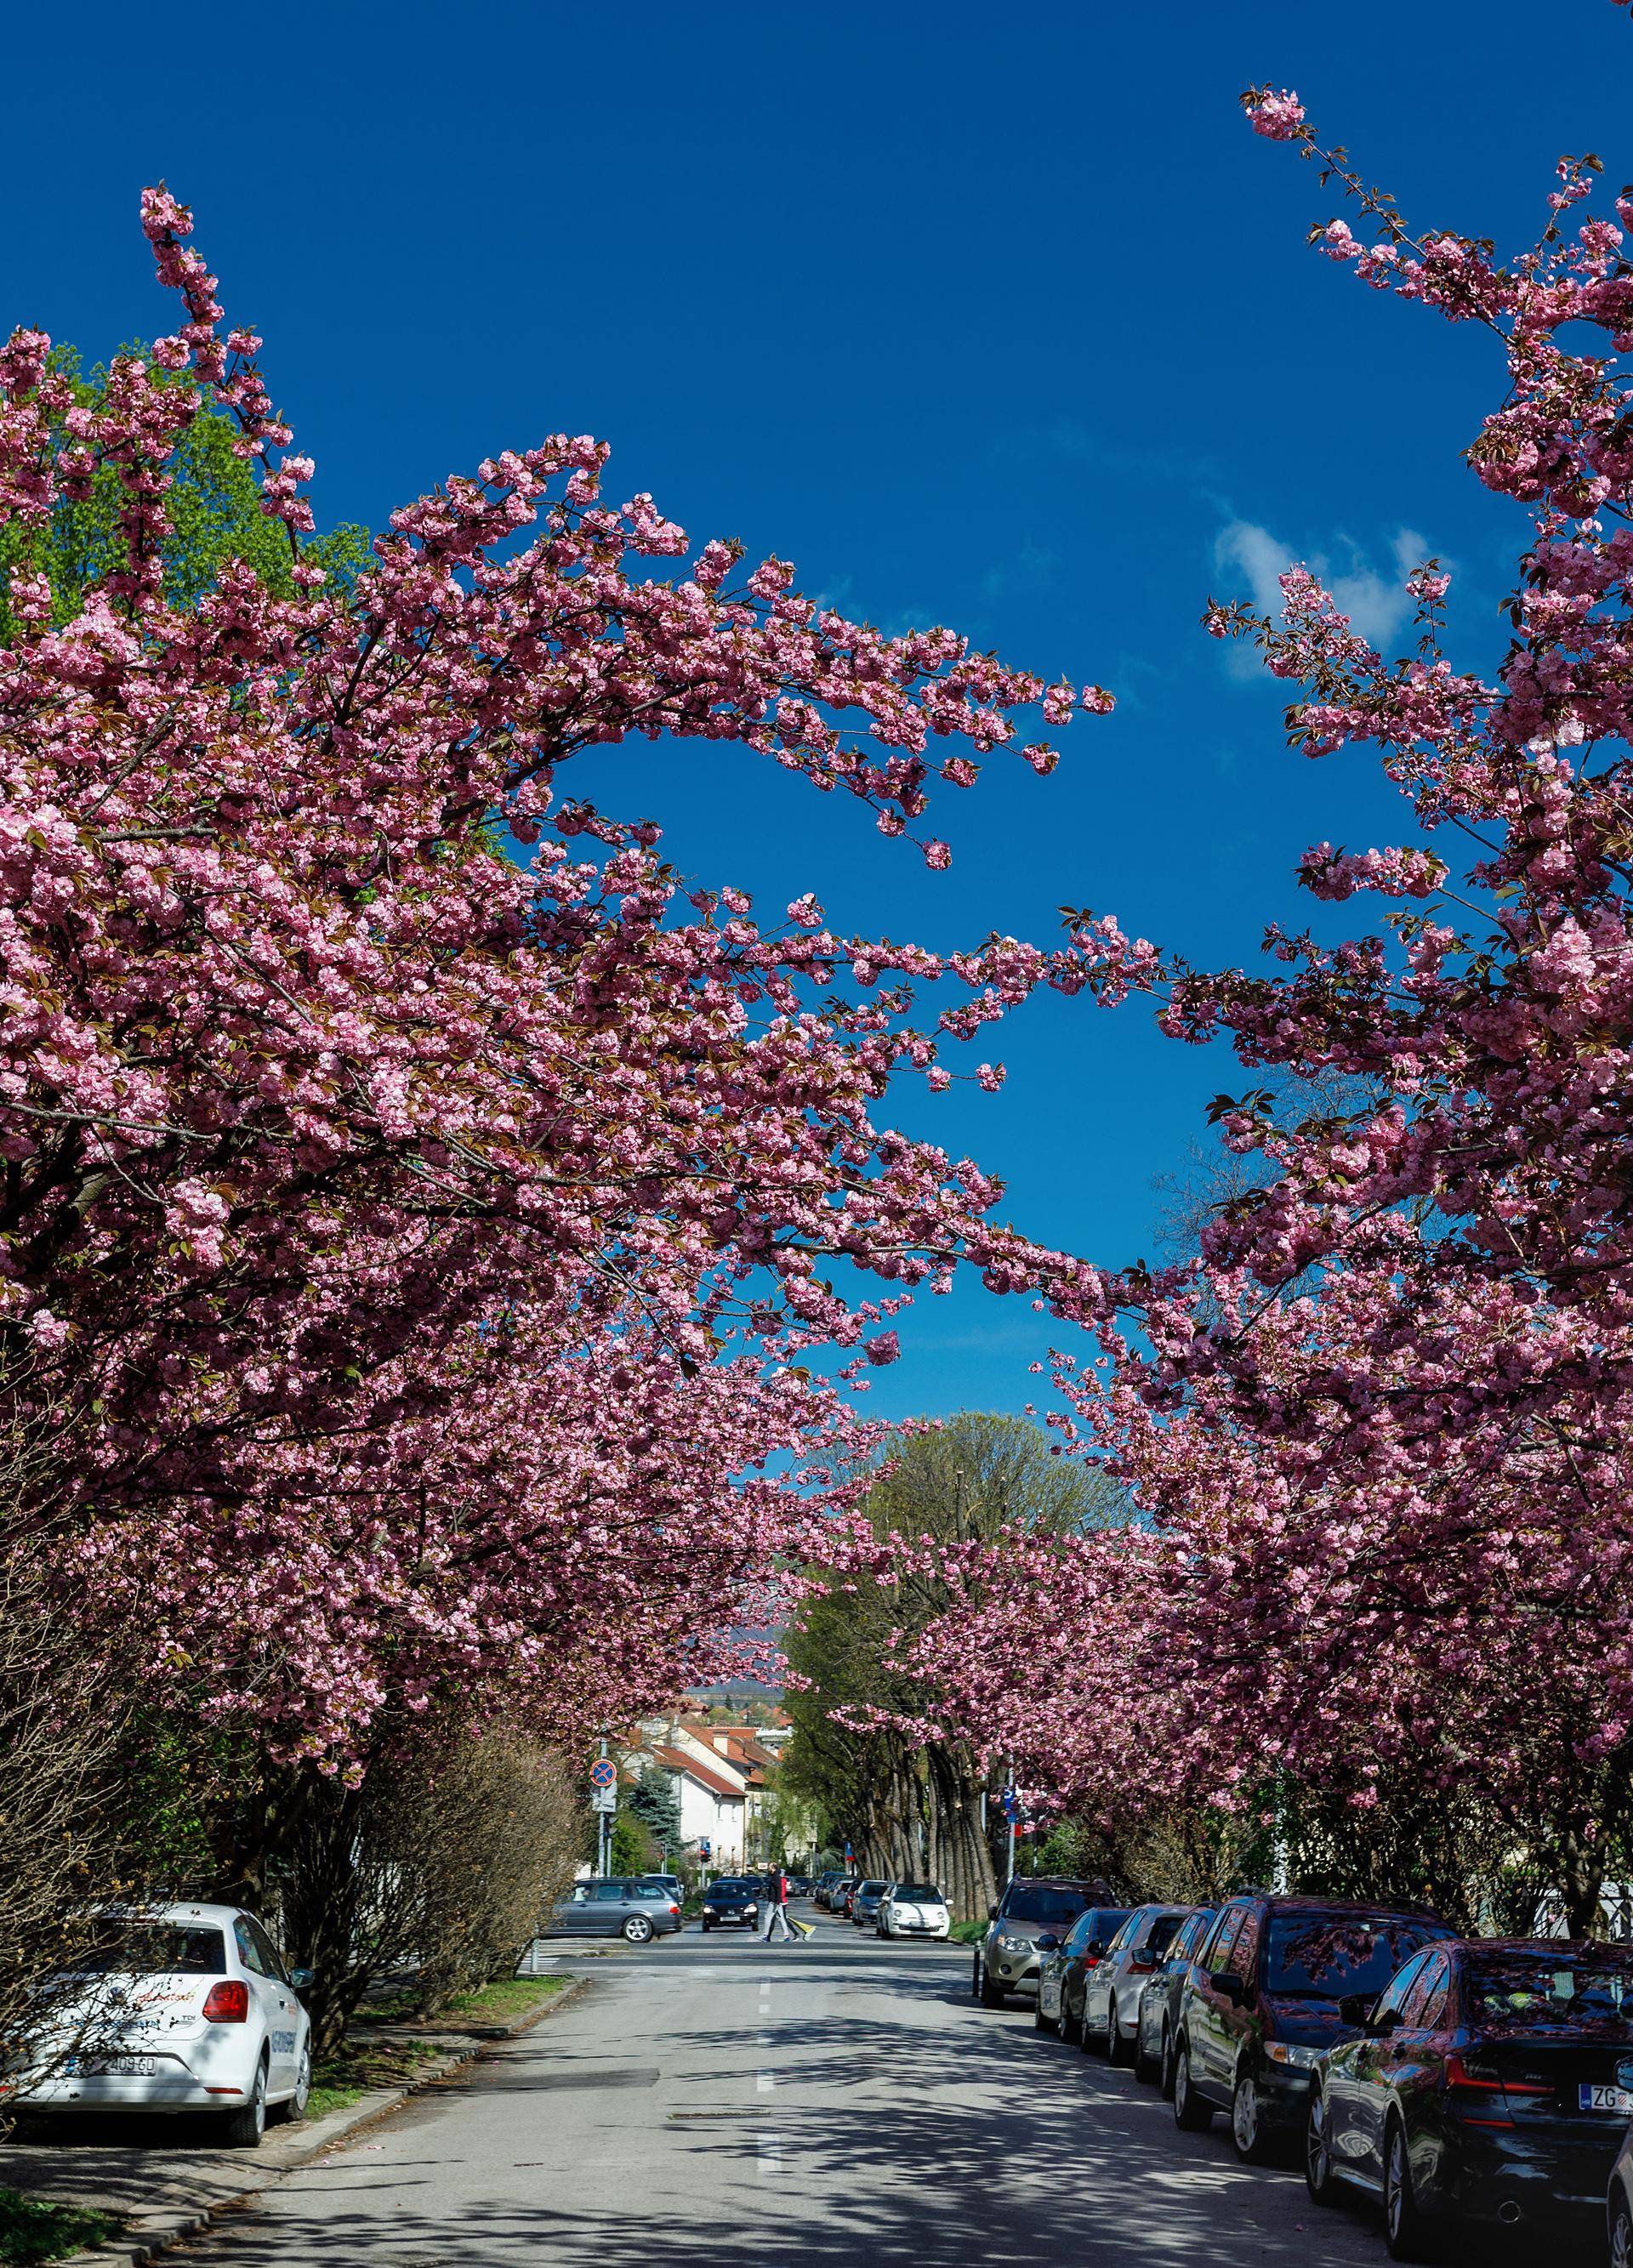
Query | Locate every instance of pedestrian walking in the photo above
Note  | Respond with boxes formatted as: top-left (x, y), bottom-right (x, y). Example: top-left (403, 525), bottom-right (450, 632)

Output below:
top-left (762, 1867), bottom-right (794, 1941)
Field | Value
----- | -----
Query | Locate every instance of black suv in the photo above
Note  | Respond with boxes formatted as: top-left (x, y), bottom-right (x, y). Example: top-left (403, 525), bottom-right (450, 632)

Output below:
top-left (1172, 1893), bottom-right (1453, 2161)
top-left (972, 1877), bottom-right (1115, 2009)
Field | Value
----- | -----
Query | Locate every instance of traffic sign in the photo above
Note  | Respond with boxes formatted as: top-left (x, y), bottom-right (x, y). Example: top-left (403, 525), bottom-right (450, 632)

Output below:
top-left (592, 1786), bottom-right (617, 1813)
top-left (589, 1758), bottom-right (617, 1791)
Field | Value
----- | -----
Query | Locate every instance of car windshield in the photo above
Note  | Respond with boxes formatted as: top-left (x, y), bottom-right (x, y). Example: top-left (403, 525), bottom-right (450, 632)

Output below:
top-left (1145, 1913), bottom-right (1183, 1955)
top-left (1467, 1951), bottom-right (1633, 2032)
top-left (898, 1884), bottom-right (942, 1901)
top-left (858, 1882), bottom-right (885, 1896)
top-left (712, 1880), bottom-right (753, 1894)
top-left (69, 1923), bottom-right (227, 1976)
top-left (1002, 1886), bottom-right (1092, 1927)
top-left (1266, 1912), bottom-right (1443, 1999)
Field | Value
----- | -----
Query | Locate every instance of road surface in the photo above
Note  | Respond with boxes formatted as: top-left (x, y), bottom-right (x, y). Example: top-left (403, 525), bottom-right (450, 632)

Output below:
top-left (171, 1909), bottom-right (1387, 2266)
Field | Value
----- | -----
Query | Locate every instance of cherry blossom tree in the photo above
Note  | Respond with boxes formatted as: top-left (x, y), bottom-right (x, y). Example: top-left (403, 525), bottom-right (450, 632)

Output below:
top-left (0, 185), bottom-right (1119, 1815)
top-left (853, 89), bottom-right (1633, 1932)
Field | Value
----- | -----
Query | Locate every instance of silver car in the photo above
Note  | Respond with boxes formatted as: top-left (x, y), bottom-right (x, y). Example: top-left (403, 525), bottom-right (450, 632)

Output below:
top-left (1082, 1904), bottom-right (1191, 2063)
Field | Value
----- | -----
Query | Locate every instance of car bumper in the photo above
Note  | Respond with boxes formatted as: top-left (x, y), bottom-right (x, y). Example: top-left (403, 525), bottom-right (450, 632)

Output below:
top-left (1251, 2063), bottom-right (1317, 2129)
top-left (890, 1921), bottom-right (949, 1936)
top-left (1444, 2124), bottom-right (1620, 2226)
top-left (703, 1913), bottom-right (759, 1928)
top-left (12, 2071), bottom-right (243, 2113)
top-left (991, 1957), bottom-right (1041, 1995)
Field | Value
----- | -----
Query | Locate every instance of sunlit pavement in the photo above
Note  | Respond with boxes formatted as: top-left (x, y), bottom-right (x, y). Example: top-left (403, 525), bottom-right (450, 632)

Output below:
top-left (168, 1913), bottom-right (1391, 2266)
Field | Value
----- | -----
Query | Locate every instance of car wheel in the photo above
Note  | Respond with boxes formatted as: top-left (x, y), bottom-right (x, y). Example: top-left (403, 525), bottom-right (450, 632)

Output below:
top-left (1383, 2117), bottom-right (1435, 2262)
top-left (1159, 2022), bottom-right (1177, 2099)
top-left (1061, 1992), bottom-right (1082, 2046)
top-left (1173, 2040), bottom-right (1212, 2131)
top-left (1305, 2089), bottom-right (1341, 2207)
top-left (1231, 2069), bottom-right (1274, 2163)
top-left (980, 1969), bottom-right (1006, 2009)
top-left (1107, 1998), bottom-right (1130, 2066)
top-left (1133, 2019), bottom-right (1159, 2084)
top-left (1612, 2197), bottom-right (1633, 2268)
top-left (1034, 1998), bottom-right (1059, 2034)
top-left (623, 1914), bottom-right (654, 1943)
top-left (221, 2055), bottom-right (269, 2148)
top-left (271, 2043), bottom-right (311, 2126)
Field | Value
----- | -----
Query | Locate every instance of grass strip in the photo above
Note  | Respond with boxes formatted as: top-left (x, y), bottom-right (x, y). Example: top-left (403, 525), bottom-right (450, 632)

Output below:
top-left (0, 2187), bottom-right (122, 2266)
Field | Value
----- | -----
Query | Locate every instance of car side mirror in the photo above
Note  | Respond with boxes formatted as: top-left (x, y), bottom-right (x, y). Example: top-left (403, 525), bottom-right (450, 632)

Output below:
top-left (1368, 2007), bottom-right (1401, 2038)
top-left (987, 1902), bottom-right (999, 1922)
top-left (1336, 1992), bottom-right (1375, 2028)
top-left (1036, 1934), bottom-right (1061, 1953)
top-left (1084, 1940), bottom-right (1106, 1962)
top-left (1215, 1971), bottom-right (1248, 2005)
top-left (288, 1965), bottom-right (314, 1992)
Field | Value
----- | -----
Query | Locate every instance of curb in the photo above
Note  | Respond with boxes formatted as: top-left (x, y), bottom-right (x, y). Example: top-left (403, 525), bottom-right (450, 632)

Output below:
top-left (38, 1977), bottom-right (585, 2268)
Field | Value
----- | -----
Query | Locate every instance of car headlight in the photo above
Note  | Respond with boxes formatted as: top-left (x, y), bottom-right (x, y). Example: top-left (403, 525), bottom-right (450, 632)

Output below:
top-left (703, 1904), bottom-right (716, 1913)
top-left (1265, 2042), bottom-right (1321, 2070)
top-left (997, 1930), bottom-right (1034, 1952)
top-left (745, 1902), bottom-right (759, 1913)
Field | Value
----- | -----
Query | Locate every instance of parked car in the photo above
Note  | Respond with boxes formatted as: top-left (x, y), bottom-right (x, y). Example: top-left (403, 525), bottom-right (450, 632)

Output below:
top-left (1033, 1904), bottom-right (1133, 2037)
top-left (545, 1878), bottom-right (685, 1943)
top-left (813, 1871), bottom-right (845, 1910)
top-left (851, 1881), bottom-right (889, 1929)
top-left (1172, 1894), bottom-right (1453, 2163)
top-left (834, 1878), bottom-right (860, 1918)
top-left (1307, 1936), bottom-right (1633, 2259)
top-left (877, 1883), bottom-right (951, 1941)
top-left (1080, 1903), bottom-right (1192, 2063)
top-left (788, 1877), bottom-right (812, 1897)
top-left (699, 1878), bottom-right (762, 1932)
top-left (1135, 1905), bottom-right (1216, 2091)
top-left (11, 1905), bottom-right (311, 2146)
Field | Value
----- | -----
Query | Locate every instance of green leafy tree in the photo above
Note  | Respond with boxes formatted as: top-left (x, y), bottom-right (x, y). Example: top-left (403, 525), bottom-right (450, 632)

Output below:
top-left (783, 1413), bottom-right (1126, 1918)
top-left (0, 345), bottom-right (369, 641)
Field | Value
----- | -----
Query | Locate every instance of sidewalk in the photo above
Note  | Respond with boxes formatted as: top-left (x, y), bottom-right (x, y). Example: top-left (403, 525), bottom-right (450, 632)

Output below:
top-left (0, 1980), bottom-right (582, 2268)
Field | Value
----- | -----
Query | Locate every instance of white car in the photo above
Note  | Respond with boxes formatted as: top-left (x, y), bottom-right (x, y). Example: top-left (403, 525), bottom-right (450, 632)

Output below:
top-left (12, 1903), bottom-right (312, 2146)
top-left (877, 1882), bottom-right (951, 1940)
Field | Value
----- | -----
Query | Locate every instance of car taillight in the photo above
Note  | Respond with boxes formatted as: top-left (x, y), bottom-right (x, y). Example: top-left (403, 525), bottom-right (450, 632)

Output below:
top-left (1446, 2052), bottom-right (1516, 2127)
top-left (669, 1903), bottom-right (680, 1916)
top-left (202, 1981), bottom-right (249, 2023)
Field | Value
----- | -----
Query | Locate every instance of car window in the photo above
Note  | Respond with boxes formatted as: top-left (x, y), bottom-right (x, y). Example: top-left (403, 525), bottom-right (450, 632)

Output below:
top-left (1226, 1907), bottom-right (1261, 1983)
top-left (1266, 1911), bottom-right (1448, 2000)
top-left (1104, 1917), bottom-right (1138, 1958)
top-left (591, 1881), bottom-right (627, 1901)
top-left (898, 1884), bottom-right (941, 1901)
top-left (1000, 1885), bottom-right (1094, 1928)
top-left (233, 1917), bottom-right (269, 1976)
top-left (244, 1917), bottom-right (288, 1983)
top-left (1203, 1909), bottom-right (1245, 1977)
top-left (1465, 1948), bottom-right (1633, 2031)
top-left (1063, 1913), bottom-right (1096, 1953)
top-left (1142, 1913), bottom-right (1183, 1958)
top-left (1169, 1911), bottom-right (1212, 1970)
top-left (70, 1923), bottom-right (227, 1977)
top-left (1380, 1953), bottom-right (1430, 2023)
top-left (1415, 1953), bottom-right (1451, 2030)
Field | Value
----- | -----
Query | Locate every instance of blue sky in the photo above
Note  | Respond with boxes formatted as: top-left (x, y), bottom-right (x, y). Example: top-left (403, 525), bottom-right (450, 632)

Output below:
top-left (10, 0), bottom-right (1630, 1420)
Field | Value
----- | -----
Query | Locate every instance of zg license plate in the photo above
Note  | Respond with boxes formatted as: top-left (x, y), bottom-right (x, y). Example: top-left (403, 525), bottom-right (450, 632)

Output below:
top-left (1579, 2083), bottom-right (1633, 2112)
top-left (67, 2055), bottom-right (158, 2077)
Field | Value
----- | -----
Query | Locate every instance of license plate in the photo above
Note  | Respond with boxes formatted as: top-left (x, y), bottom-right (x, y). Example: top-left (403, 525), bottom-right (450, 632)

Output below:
top-left (1579, 2083), bottom-right (1633, 2112)
top-left (67, 2055), bottom-right (158, 2078)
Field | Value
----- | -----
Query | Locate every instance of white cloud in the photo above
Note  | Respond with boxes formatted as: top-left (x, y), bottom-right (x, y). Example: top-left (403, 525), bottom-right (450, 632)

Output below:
top-left (1213, 520), bottom-right (1436, 673)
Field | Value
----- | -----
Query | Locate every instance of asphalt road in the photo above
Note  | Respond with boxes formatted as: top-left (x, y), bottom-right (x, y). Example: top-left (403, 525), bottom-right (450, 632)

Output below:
top-left (169, 1911), bottom-right (1390, 2267)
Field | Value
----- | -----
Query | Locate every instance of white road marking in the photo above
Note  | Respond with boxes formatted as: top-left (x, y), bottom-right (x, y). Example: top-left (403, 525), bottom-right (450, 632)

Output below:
top-left (755, 2129), bottom-right (782, 2180)
top-left (757, 2071), bottom-right (775, 2094)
